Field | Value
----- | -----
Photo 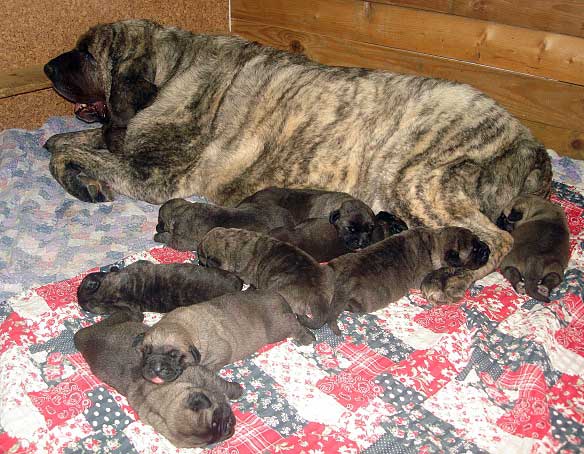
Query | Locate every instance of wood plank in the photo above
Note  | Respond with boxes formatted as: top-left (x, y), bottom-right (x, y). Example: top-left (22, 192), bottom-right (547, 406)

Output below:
top-left (523, 119), bottom-right (584, 161)
top-left (0, 65), bottom-right (51, 99)
top-left (370, 0), bottom-right (584, 39)
top-left (232, 0), bottom-right (584, 85)
top-left (231, 19), bottom-right (584, 154)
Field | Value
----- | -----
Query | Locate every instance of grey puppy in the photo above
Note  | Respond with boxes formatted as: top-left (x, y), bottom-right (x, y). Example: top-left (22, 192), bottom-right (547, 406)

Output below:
top-left (269, 210), bottom-right (408, 262)
top-left (44, 20), bottom-right (551, 305)
top-left (496, 195), bottom-right (570, 302)
top-left (327, 227), bottom-right (490, 335)
top-left (137, 289), bottom-right (315, 383)
top-left (197, 227), bottom-right (334, 329)
top-left (77, 260), bottom-right (243, 314)
top-left (154, 197), bottom-right (295, 250)
top-left (73, 311), bottom-right (243, 448)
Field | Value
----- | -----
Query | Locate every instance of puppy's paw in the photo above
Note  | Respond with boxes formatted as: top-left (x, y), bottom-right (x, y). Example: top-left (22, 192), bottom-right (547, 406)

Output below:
top-left (421, 267), bottom-right (469, 305)
top-left (514, 280), bottom-right (526, 295)
top-left (295, 327), bottom-right (317, 345)
top-left (153, 232), bottom-right (172, 244)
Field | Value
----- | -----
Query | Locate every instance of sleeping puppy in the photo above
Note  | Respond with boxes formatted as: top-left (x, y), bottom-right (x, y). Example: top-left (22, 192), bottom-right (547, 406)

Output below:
top-left (77, 260), bottom-right (243, 314)
top-left (137, 289), bottom-right (315, 382)
top-left (269, 210), bottom-right (408, 262)
top-left (327, 227), bottom-right (490, 335)
top-left (197, 227), bottom-right (334, 329)
top-left (73, 311), bottom-right (242, 448)
top-left (371, 211), bottom-right (409, 242)
top-left (154, 198), bottom-right (295, 250)
top-left (496, 195), bottom-right (570, 302)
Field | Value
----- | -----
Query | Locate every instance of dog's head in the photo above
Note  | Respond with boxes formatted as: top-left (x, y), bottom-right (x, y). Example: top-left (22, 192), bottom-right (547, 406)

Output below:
top-left (329, 200), bottom-right (376, 250)
top-left (77, 268), bottom-right (123, 314)
top-left (44, 19), bottom-right (159, 124)
top-left (496, 195), bottom-right (554, 232)
top-left (151, 366), bottom-right (242, 448)
top-left (434, 227), bottom-right (490, 270)
top-left (136, 322), bottom-right (201, 384)
top-left (371, 211), bottom-right (409, 242)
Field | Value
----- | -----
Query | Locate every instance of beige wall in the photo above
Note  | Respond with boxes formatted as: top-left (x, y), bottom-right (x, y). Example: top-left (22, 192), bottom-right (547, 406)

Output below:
top-left (1, 0), bottom-right (230, 130)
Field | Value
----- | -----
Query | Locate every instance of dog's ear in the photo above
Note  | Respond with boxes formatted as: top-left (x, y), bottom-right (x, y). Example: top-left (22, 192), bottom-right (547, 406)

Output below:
top-left (444, 249), bottom-right (463, 267)
top-left (508, 208), bottom-right (523, 222)
top-left (186, 392), bottom-right (212, 411)
top-left (329, 209), bottom-right (341, 225)
top-left (189, 346), bottom-right (201, 365)
top-left (132, 332), bottom-right (145, 348)
top-left (109, 57), bottom-right (157, 125)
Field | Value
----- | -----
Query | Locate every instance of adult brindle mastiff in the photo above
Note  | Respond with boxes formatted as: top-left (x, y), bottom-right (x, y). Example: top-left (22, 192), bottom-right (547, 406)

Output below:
top-left (43, 19), bottom-right (552, 304)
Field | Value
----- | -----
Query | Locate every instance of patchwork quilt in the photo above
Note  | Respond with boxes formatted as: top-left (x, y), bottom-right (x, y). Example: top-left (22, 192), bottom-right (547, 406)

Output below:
top-left (1, 119), bottom-right (584, 454)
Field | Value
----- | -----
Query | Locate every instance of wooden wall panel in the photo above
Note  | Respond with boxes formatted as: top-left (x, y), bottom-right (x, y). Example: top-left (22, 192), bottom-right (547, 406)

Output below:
top-left (231, 19), bottom-right (584, 159)
top-left (371, 1), bottom-right (584, 38)
top-left (232, 0), bottom-right (584, 85)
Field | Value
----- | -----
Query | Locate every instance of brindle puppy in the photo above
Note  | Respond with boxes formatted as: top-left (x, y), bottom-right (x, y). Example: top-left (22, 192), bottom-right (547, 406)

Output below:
top-left (44, 20), bottom-right (551, 304)
top-left (327, 227), bottom-right (490, 335)
top-left (77, 260), bottom-right (243, 314)
top-left (73, 311), bottom-right (242, 448)
top-left (268, 209), bottom-right (407, 262)
top-left (197, 227), bottom-right (334, 329)
top-left (154, 198), bottom-right (295, 250)
top-left (496, 195), bottom-right (570, 302)
top-left (371, 211), bottom-right (409, 243)
top-left (137, 289), bottom-right (315, 383)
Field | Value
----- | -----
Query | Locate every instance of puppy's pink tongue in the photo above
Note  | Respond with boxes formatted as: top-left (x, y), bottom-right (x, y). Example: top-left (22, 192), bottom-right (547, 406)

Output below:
top-left (150, 376), bottom-right (165, 384)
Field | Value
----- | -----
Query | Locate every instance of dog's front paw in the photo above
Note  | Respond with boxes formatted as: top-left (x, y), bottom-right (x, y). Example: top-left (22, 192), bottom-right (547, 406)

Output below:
top-left (421, 267), bottom-right (470, 305)
top-left (77, 175), bottom-right (114, 203)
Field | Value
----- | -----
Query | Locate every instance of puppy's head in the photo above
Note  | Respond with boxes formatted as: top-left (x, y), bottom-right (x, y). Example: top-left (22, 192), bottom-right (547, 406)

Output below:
top-left (434, 227), bottom-right (490, 270)
top-left (153, 367), bottom-right (241, 447)
top-left (496, 195), bottom-right (553, 232)
top-left (156, 198), bottom-right (191, 233)
top-left (371, 211), bottom-right (409, 242)
top-left (137, 323), bottom-right (201, 384)
top-left (329, 200), bottom-right (376, 250)
top-left (77, 269), bottom-right (121, 314)
top-left (44, 19), bottom-right (159, 124)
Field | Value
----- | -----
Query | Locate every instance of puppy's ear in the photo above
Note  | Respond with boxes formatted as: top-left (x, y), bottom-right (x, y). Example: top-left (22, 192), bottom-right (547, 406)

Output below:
top-left (132, 333), bottom-right (145, 348)
top-left (189, 346), bottom-right (201, 365)
top-left (508, 208), bottom-right (523, 222)
top-left (109, 58), bottom-right (157, 125)
top-left (186, 392), bottom-right (212, 411)
top-left (329, 209), bottom-right (341, 225)
top-left (444, 250), bottom-right (463, 267)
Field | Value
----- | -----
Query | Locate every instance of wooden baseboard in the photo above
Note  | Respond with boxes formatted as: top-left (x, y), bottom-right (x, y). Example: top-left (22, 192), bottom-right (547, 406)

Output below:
top-left (0, 65), bottom-right (51, 99)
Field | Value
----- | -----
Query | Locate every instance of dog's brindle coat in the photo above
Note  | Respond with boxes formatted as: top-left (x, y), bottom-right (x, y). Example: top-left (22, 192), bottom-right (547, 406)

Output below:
top-left (77, 260), bottom-right (244, 314)
top-left (327, 227), bottom-right (490, 335)
top-left (197, 227), bottom-right (334, 329)
top-left (73, 311), bottom-right (242, 448)
top-left (44, 20), bottom-right (552, 304)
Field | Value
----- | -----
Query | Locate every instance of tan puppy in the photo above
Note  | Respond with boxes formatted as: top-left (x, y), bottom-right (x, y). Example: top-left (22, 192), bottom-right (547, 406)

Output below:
top-left (77, 260), bottom-right (243, 314)
top-left (137, 289), bottom-right (315, 383)
top-left (73, 311), bottom-right (242, 448)
top-left (154, 198), bottom-right (295, 250)
top-left (327, 227), bottom-right (490, 335)
top-left (496, 195), bottom-right (570, 302)
top-left (197, 227), bottom-right (334, 328)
